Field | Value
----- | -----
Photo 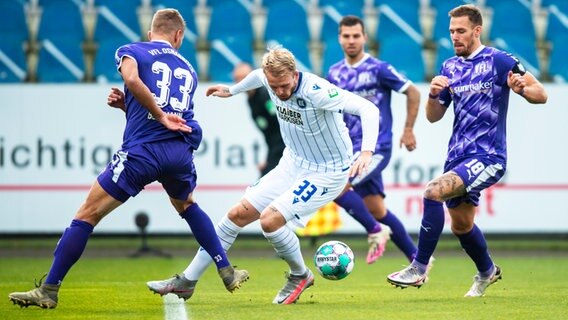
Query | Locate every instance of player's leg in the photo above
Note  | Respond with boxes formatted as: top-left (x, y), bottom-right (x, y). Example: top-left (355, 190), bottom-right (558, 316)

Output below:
top-left (447, 157), bottom-right (505, 296)
top-left (8, 179), bottom-right (124, 309)
top-left (387, 170), bottom-right (465, 288)
top-left (148, 158), bottom-right (289, 299)
top-left (262, 165), bottom-right (348, 304)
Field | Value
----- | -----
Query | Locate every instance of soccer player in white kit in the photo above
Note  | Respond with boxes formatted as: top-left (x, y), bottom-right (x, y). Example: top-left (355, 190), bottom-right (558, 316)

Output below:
top-left (147, 47), bottom-right (381, 304)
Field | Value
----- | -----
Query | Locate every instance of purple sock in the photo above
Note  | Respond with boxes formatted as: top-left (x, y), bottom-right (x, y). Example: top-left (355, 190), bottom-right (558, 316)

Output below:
top-left (180, 203), bottom-right (230, 269)
top-left (457, 224), bottom-right (494, 274)
top-left (379, 210), bottom-right (417, 262)
top-left (334, 190), bottom-right (381, 233)
top-left (415, 198), bottom-right (445, 266)
top-left (45, 219), bottom-right (93, 285)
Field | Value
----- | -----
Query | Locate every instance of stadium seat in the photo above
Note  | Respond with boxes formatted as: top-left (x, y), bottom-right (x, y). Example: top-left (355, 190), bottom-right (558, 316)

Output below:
top-left (36, 0), bottom-right (85, 82)
top-left (378, 36), bottom-right (425, 82)
top-left (0, 1), bottom-right (28, 82)
top-left (486, 0), bottom-right (540, 75)
top-left (266, 35), bottom-right (312, 72)
top-left (321, 39), bottom-right (344, 76)
top-left (434, 38), bottom-right (455, 72)
top-left (376, 0), bottom-right (422, 43)
top-left (93, 0), bottom-right (142, 82)
top-left (209, 35), bottom-right (254, 82)
top-left (320, 0), bottom-right (364, 41)
top-left (548, 34), bottom-right (568, 82)
top-left (207, 1), bottom-right (254, 82)
top-left (545, 4), bottom-right (568, 42)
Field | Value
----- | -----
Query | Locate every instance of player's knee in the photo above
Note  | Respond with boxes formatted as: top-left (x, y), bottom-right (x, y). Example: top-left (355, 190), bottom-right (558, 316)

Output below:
top-left (423, 181), bottom-right (444, 202)
top-left (227, 204), bottom-right (258, 227)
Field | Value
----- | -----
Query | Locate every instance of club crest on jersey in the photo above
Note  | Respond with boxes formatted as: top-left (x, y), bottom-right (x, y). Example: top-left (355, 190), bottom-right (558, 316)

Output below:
top-left (297, 98), bottom-right (306, 108)
top-left (328, 88), bottom-right (338, 98)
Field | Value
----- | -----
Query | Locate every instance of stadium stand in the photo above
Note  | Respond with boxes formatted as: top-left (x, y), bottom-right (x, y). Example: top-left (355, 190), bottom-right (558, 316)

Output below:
top-left (3, 0), bottom-right (563, 82)
top-left (0, 0), bottom-right (28, 82)
top-left (36, 0), bottom-right (85, 82)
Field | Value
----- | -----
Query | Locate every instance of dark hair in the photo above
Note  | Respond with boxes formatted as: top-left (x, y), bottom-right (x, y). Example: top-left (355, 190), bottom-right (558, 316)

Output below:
top-left (339, 15), bottom-right (366, 34)
top-left (449, 4), bottom-right (483, 26)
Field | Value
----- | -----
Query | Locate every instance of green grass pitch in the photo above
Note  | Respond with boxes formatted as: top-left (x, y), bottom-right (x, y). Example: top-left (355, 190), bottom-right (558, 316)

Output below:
top-left (1, 238), bottom-right (567, 320)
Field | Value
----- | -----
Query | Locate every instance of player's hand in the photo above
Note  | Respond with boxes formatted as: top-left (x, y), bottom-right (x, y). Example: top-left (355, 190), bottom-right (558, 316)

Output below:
top-left (507, 70), bottom-right (526, 94)
top-left (429, 75), bottom-right (450, 97)
top-left (206, 85), bottom-right (232, 98)
top-left (158, 113), bottom-right (192, 133)
top-left (349, 150), bottom-right (373, 178)
top-left (399, 128), bottom-right (417, 151)
top-left (107, 87), bottom-right (126, 111)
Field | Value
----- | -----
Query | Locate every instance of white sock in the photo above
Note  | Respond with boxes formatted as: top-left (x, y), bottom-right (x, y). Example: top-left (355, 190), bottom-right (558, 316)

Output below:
top-left (263, 226), bottom-right (306, 276)
top-left (183, 216), bottom-right (242, 280)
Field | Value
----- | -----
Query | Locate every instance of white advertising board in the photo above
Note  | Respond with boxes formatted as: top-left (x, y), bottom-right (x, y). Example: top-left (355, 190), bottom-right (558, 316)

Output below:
top-left (0, 83), bottom-right (567, 234)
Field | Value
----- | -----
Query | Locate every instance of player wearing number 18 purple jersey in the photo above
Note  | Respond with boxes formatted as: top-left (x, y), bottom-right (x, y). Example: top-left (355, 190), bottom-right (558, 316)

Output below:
top-left (8, 9), bottom-right (248, 309)
top-left (387, 4), bottom-right (548, 297)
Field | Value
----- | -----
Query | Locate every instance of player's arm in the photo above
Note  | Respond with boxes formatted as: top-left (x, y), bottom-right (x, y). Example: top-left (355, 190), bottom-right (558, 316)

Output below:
top-left (400, 83), bottom-right (420, 151)
top-left (120, 57), bottom-right (190, 132)
top-left (426, 75), bottom-right (450, 123)
top-left (343, 92), bottom-right (380, 177)
top-left (507, 70), bottom-right (548, 104)
top-left (107, 87), bottom-right (126, 112)
top-left (207, 68), bottom-right (264, 98)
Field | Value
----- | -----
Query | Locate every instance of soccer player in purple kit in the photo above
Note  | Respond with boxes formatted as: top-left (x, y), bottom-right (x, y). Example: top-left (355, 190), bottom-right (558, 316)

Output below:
top-left (8, 9), bottom-right (248, 309)
top-left (327, 16), bottom-right (422, 264)
top-left (387, 4), bottom-right (547, 297)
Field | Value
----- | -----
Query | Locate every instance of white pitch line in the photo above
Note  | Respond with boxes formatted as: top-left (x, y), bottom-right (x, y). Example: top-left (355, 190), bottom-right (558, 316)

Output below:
top-left (163, 294), bottom-right (189, 320)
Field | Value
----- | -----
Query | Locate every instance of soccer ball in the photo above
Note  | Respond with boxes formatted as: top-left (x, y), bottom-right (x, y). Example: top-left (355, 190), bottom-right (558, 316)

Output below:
top-left (313, 240), bottom-right (354, 280)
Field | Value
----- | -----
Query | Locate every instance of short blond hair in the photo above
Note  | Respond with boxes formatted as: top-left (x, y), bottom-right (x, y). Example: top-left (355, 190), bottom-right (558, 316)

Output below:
top-left (151, 8), bottom-right (186, 35)
top-left (261, 47), bottom-right (296, 78)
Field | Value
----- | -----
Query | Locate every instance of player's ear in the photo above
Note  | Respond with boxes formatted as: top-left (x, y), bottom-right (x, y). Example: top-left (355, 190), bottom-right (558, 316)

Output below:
top-left (147, 31), bottom-right (152, 41)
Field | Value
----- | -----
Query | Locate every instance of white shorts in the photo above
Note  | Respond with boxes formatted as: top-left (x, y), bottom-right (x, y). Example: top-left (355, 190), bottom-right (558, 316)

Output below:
top-left (244, 154), bottom-right (349, 228)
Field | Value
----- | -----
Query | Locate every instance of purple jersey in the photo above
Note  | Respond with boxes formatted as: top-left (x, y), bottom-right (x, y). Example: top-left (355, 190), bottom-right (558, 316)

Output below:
top-left (115, 40), bottom-right (201, 150)
top-left (437, 46), bottom-right (521, 164)
top-left (327, 53), bottom-right (410, 152)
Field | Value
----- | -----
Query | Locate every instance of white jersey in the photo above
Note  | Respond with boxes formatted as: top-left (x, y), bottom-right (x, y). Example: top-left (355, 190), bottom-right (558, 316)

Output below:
top-left (230, 69), bottom-right (379, 173)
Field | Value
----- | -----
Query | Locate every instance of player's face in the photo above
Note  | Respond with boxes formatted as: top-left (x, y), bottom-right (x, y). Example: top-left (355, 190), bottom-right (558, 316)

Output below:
top-left (449, 16), bottom-right (481, 57)
top-left (338, 24), bottom-right (366, 60)
top-left (265, 71), bottom-right (299, 101)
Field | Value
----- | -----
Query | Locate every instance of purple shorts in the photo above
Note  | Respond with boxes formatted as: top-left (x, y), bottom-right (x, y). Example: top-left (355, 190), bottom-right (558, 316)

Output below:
top-left (444, 155), bottom-right (506, 208)
top-left (351, 149), bottom-right (391, 198)
top-left (97, 138), bottom-right (197, 202)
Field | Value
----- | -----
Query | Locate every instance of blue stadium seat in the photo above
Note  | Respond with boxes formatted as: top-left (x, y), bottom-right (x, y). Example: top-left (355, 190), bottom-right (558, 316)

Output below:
top-left (487, 0), bottom-right (540, 75)
top-left (548, 34), bottom-right (568, 82)
top-left (93, 0), bottom-right (142, 82)
top-left (0, 1), bottom-right (28, 82)
top-left (321, 39), bottom-right (344, 76)
top-left (320, 0), bottom-right (364, 41)
top-left (545, 4), bottom-right (568, 41)
top-left (37, 0), bottom-right (85, 82)
top-left (376, 0), bottom-right (422, 43)
top-left (207, 1), bottom-right (253, 81)
top-left (209, 35), bottom-right (254, 82)
top-left (264, 1), bottom-right (309, 42)
top-left (378, 36), bottom-right (425, 82)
